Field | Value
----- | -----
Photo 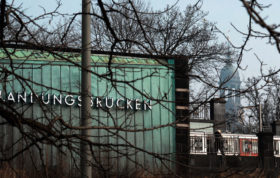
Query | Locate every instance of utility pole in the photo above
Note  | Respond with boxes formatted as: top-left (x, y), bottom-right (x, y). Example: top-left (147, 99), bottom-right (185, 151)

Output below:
top-left (259, 104), bottom-right (262, 132)
top-left (256, 102), bottom-right (274, 176)
top-left (81, 0), bottom-right (92, 177)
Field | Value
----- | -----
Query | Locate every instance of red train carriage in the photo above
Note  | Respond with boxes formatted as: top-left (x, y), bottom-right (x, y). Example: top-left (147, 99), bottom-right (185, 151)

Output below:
top-left (238, 135), bottom-right (258, 156)
top-left (189, 132), bottom-right (280, 157)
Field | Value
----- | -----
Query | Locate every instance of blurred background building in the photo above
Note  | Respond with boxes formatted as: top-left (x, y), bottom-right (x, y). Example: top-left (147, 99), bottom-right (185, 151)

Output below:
top-left (220, 59), bottom-right (241, 133)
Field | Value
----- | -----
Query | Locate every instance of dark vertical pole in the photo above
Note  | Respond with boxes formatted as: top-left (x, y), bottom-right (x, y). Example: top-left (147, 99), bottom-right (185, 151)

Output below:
top-left (0, 0), bottom-right (6, 42)
top-left (257, 132), bottom-right (274, 176)
top-left (257, 104), bottom-right (275, 176)
top-left (175, 56), bottom-right (189, 176)
top-left (209, 98), bottom-right (226, 169)
top-left (210, 98), bottom-right (226, 132)
top-left (259, 104), bottom-right (263, 132)
top-left (81, 0), bottom-right (92, 177)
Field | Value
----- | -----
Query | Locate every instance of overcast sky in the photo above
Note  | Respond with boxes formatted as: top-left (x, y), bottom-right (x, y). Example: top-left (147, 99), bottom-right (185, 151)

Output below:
top-left (152, 0), bottom-right (280, 81)
top-left (15, 0), bottom-right (280, 82)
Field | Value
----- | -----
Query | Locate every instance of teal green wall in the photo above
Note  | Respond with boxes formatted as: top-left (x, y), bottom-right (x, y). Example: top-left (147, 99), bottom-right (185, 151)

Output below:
top-left (0, 49), bottom-right (176, 174)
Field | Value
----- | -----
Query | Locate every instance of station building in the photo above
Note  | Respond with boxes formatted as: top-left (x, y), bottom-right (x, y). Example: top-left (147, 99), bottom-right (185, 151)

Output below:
top-left (0, 46), bottom-right (189, 176)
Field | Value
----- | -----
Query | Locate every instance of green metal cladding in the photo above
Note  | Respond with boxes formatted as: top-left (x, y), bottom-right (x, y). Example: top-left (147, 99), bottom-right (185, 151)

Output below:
top-left (0, 48), bottom-right (176, 174)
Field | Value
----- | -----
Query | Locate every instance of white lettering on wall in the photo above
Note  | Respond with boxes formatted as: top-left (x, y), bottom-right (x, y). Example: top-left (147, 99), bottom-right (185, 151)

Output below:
top-left (126, 99), bottom-right (133, 109)
top-left (96, 97), bottom-right (102, 108)
top-left (53, 94), bottom-right (62, 105)
top-left (0, 90), bottom-right (153, 111)
top-left (105, 97), bottom-right (114, 108)
top-left (65, 95), bottom-right (75, 106)
top-left (41, 93), bottom-right (50, 104)
top-left (135, 99), bottom-right (141, 110)
top-left (18, 92), bottom-right (27, 103)
top-left (7, 92), bottom-right (15, 102)
top-left (78, 96), bottom-right (82, 107)
top-left (144, 100), bottom-right (152, 110)
top-left (116, 98), bottom-right (124, 109)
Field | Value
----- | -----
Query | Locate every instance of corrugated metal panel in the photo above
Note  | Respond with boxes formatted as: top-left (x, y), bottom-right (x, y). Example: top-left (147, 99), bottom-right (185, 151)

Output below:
top-left (0, 51), bottom-right (175, 175)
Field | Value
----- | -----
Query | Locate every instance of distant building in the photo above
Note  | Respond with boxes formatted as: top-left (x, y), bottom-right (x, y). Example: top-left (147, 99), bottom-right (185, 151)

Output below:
top-left (220, 60), bottom-right (242, 133)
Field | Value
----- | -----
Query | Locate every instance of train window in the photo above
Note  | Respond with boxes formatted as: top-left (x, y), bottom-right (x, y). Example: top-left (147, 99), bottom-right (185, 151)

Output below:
top-left (223, 139), bottom-right (230, 153)
top-left (195, 137), bottom-right (203, 151)
top-left (223, 137), bottom-right (239, 155)
top-left (240, 138), bottom-right (258, 156)
top-left (244, 140), bottom-right (251, 153)
top-left (252, 140), bottom-right (258, 154)
top-left (190, 136), bottom-right (205, 154)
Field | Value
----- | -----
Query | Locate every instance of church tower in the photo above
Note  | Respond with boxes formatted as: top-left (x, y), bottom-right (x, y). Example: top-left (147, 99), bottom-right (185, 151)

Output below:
top-left (220, 60), bottom-right (241, 132)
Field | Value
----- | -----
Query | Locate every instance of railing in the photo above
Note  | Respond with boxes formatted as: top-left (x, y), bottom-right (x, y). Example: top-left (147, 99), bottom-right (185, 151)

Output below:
top-left (190, 103), bottom-right (210, 120)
